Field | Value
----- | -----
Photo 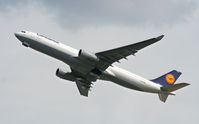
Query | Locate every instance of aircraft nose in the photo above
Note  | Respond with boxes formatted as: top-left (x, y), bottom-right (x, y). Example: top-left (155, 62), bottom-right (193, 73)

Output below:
top-left (15, 31), bottom-right (30, 47)
top-left (15, 32), bottom-right (21, 39)
top-left (14, 32), bottom-right (24, 42)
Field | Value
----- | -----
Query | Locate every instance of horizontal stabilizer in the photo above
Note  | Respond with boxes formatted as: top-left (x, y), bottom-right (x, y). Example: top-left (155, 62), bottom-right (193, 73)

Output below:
top-left (158, 83), bottom-right (190, 102)
top-left (75, 79), bottom-right (92, 97)
top-left (161, 83), bottom-right (190, 92)
top-left (158, 93), bottom-right (168, 103)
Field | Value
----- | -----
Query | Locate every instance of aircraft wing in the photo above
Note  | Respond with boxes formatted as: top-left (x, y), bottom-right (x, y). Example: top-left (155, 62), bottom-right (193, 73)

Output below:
top-left (95, 35), bottom-right (164, 70)
top-left (70, 68), bottom-right (92, 97)
top-left (76, 80), bottom-right (91, 97)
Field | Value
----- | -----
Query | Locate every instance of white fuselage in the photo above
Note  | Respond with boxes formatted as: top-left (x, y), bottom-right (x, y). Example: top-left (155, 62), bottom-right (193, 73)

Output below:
top-left (15, 31), bottom-right (162, 94)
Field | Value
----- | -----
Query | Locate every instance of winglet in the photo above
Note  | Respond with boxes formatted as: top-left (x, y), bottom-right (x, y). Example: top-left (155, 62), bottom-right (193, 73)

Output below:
top-left (156, 35), bottom-right (164, 41)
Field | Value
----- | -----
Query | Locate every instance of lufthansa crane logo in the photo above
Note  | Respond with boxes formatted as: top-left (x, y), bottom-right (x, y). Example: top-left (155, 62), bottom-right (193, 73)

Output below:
top-left (165, 74), bottom-right (175, 84)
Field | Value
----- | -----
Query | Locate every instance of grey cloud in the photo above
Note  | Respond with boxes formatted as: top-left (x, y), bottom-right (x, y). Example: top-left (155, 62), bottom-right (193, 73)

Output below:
top-left (0, 0), bottom-right (197, 29)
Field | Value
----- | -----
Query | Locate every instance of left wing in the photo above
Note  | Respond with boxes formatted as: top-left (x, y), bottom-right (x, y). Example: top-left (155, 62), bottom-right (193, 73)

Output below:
top-left (76, 79), bottom-right (91, 97)
top-left (70, 69), bottom-right (92, 97)
top-left (95, 35), bottom-right (164, 70)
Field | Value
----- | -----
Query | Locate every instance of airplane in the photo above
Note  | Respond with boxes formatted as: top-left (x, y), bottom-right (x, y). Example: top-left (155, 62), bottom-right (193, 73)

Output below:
top-left (15, 31), bottom-right (189, 102)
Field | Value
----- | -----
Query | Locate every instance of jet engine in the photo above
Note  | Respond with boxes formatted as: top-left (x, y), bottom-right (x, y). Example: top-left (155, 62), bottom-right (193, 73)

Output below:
top-left (78, 49), bottom-right (99, 63)
top-left (56, 68), bottom-right (76, 81)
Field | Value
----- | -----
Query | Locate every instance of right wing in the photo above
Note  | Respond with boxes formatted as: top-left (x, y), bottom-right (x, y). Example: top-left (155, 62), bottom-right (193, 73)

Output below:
top-left (95, 35), bottom-right (164, 70)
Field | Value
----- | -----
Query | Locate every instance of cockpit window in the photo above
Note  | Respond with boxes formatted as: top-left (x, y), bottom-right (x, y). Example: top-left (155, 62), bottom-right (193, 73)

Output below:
top-left (21, 31), bottom-right (26, 33)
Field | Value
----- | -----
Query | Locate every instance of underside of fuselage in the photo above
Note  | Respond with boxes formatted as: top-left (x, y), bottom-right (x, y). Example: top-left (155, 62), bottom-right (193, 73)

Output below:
top-left (100, 72), bottom-right (143, 91)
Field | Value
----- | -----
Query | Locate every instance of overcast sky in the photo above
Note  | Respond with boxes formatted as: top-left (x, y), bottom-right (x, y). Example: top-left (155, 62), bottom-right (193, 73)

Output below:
top-left (0, 0), bottom-right (198, 124)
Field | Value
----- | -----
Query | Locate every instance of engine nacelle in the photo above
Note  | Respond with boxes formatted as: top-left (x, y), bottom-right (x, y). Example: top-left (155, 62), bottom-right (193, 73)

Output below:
top-left (56, 68), bottom-right (76, 81)
top-left (78, 49), bottom-right (99, 63)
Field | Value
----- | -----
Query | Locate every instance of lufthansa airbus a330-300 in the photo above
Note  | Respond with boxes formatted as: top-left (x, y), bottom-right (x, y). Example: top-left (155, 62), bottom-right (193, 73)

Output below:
top-left (15, 31), bottom-right (189, 102)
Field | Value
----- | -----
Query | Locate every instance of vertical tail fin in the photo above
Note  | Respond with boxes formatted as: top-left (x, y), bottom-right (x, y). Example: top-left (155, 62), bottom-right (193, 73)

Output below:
top-left (151, 70), bottom-right (182, 87)
top-left (151, 70), bottom-right (190, 103)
